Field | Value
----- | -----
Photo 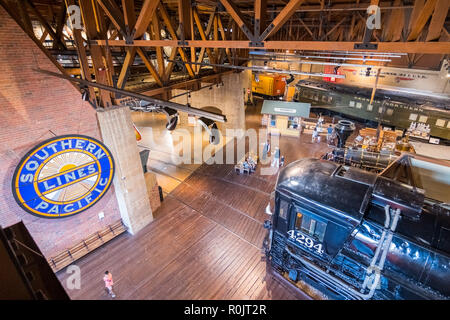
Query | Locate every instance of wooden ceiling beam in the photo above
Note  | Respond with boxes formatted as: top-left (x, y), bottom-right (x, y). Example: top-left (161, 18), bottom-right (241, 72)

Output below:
top-left (121, 0), bottom-right (136, 32)
top-left (79, 0), bottom-right (113, 106)
top-left (136, 47), bottom-right (163, 87)
top-left (96, 0), bottom-right (127, 38)
top-left (425, 0), bottom-right (450, 41)
top-left (217, 15), bottom-right (232, 63)
top-left (297, 16), bottom-right (315, 40)
top-left (158, 1), bottom-right (195, 77)
top-left (151, 13), bottom-right (165, 79)
top-left (92, 39), bottom-right (450, 54)
top-left (259, 0), bottom-right (305, 41)
top-left (117, 47), bottom-right (137, 89)
top-left (25, 0), bottom-right (66, 50)
top-left (133, 0), bottom-right (159, 39)
top-left (324, 16), bottom-right (346, 40)
top-left (254, 0), bottom-right (267, 39)
top-left (407, 0), bottom-right (438, 41)
top-left (197, 11), bottom-right (216, 67)
top-left (178, 0), bottom-right (192, 41)
top-left (218, 0), bottom-right (254, 40)
top-left (193, 7), bottom-right (216, 65)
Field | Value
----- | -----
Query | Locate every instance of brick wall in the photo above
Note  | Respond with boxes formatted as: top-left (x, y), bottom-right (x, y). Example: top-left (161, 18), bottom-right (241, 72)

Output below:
top-left (0, 6), bottom-right (121, 258)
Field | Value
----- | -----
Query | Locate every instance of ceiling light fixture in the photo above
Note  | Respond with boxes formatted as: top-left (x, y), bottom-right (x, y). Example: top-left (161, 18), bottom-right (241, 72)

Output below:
top-left (242, 57), bottom-right (377, 68)
top-left (167, 60), bottom-right (346, 79)
top-left (307, 51), bottom-right (406, 58)
top-left (250, 51), bottom-right (392, 62)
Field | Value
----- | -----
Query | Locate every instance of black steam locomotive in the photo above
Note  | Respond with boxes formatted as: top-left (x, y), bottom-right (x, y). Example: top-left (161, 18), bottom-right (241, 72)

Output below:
top-left (263, 154), bottom-right (450, 300)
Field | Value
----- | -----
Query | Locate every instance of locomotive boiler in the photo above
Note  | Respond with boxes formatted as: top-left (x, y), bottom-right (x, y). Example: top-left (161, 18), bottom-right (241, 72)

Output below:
top-left (323, 147), bottom-right (398, 173)
top-left (263, 154), bottom-right (450, 300)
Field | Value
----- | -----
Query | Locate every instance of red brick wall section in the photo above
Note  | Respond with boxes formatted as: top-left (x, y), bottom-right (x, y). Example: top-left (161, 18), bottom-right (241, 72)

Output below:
top-left (0, 6), bottom-right (121, 258)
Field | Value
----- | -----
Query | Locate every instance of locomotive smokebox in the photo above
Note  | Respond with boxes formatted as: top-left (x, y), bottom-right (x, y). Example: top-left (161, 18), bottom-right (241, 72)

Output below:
top-left (335, 120), bottom-right (355, 148)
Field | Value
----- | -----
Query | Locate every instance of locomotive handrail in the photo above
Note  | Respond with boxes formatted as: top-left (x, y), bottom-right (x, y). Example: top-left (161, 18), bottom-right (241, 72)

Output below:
top-left (285, 246), bottom-right (379, 300)
top-left (361, 205), bottom-right (391, 292)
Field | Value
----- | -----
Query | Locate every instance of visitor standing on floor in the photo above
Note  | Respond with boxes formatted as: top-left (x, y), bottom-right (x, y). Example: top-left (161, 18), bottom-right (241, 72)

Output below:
top-left (326, 125), bottom-right (334, 144)
top-left (312, 127), bottom-right (319, 143)
top-left (103, 271), bottom-right (116, 298)
top-left (262, 140), bottom-right (270, 160)
top-left (271, 147), bottom-right (280, 168)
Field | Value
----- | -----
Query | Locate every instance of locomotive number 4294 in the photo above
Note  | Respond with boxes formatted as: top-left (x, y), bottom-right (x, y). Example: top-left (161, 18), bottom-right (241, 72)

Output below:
top-left (287, 230), bottom-right (324, 255)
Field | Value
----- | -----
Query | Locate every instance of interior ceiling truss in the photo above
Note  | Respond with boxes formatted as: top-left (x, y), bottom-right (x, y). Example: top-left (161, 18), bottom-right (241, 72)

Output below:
top-left (0, 0), bottom-right (449, 108)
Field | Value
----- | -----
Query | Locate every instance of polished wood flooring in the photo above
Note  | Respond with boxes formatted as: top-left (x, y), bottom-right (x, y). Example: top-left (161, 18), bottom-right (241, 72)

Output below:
top-left (57, 101), bottom-right (331, 300)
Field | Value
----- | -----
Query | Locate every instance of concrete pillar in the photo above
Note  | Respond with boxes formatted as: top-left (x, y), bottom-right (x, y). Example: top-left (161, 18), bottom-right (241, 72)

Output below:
top-left (171, 72), bottom-right (246, 132)
top-left (96, 106), bottom-right (153, 235)
top-left (144, 171), bottom-right (161, 213)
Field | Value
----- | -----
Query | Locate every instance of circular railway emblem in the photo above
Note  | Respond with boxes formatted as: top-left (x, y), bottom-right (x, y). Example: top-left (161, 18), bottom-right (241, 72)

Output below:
top-left (12, 135), bottom-right (115, 218)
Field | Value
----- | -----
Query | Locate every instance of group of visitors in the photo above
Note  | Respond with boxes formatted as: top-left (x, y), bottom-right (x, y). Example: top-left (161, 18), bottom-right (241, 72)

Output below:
top-left (312, 114), bottom-right (335, 145)
top-left (262, 139), bottom-right (285, 168)
top-left (242, 156), bottom-right (257, 172)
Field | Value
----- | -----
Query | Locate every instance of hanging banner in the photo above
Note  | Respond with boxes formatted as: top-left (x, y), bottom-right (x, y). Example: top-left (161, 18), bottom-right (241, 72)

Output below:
top-left (12, 135), bottom-right (115, 218)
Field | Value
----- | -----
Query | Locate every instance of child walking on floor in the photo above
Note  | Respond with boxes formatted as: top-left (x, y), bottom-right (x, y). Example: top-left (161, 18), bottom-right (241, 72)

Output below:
top-left (103, 271), bottom-right (116, 298)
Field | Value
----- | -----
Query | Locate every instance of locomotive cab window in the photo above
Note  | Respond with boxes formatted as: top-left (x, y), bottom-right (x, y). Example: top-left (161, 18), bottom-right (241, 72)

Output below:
top-left (294, 211), bottom-right (327, 242)
top-left (279, 198), bottom-right (289, 220)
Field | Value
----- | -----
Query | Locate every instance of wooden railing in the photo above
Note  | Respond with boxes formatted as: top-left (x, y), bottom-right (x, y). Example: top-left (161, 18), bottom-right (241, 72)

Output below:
top-left (48, 220), bottom-right (127, 272)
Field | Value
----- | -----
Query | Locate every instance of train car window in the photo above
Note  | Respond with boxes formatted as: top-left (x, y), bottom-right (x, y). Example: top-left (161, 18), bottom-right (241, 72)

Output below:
top-left (435, 119), bottom-right (445, 127)
top-left (356, 102), bottom-right (362, 109)
top-left (349, 101), bottom-right (355, 107)
top-left (367, 104), bottom-right (373, 111)
top-left (386, 108), bottom-right (394, 116)
top-left (418, 115), bottom-right (428, 123)
top-left (447, 122), bottom-right (450, 129)
top-left (409, 113), bottom-right (418, 121)
top-left (322, 96), bottom-right (327, 102)
top-left (287, 116), bottom-right (299, 129)
top-left (314, 95), bottom-right (319, 101)
top-left (378, 106), bottom-right (383, 114)
top-left (328, 96), bottom-right (333, 103)
top-left (270, 115), bottom-right (276, 127)
top-left (295, 212), bottom-right (327, 242)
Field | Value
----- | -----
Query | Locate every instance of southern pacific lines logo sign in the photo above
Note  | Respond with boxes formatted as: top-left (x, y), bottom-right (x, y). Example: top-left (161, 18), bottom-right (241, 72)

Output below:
top-left (12, 135), bottom-right (115, 218)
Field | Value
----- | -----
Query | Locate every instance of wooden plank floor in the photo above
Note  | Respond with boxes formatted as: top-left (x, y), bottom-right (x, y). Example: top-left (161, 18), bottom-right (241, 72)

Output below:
top-left (57, 102), bottom-right (331, 300)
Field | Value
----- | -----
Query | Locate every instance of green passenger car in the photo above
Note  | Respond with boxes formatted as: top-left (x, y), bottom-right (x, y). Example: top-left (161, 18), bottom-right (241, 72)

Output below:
top-left (294, 80), bottom-right (450, 142)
